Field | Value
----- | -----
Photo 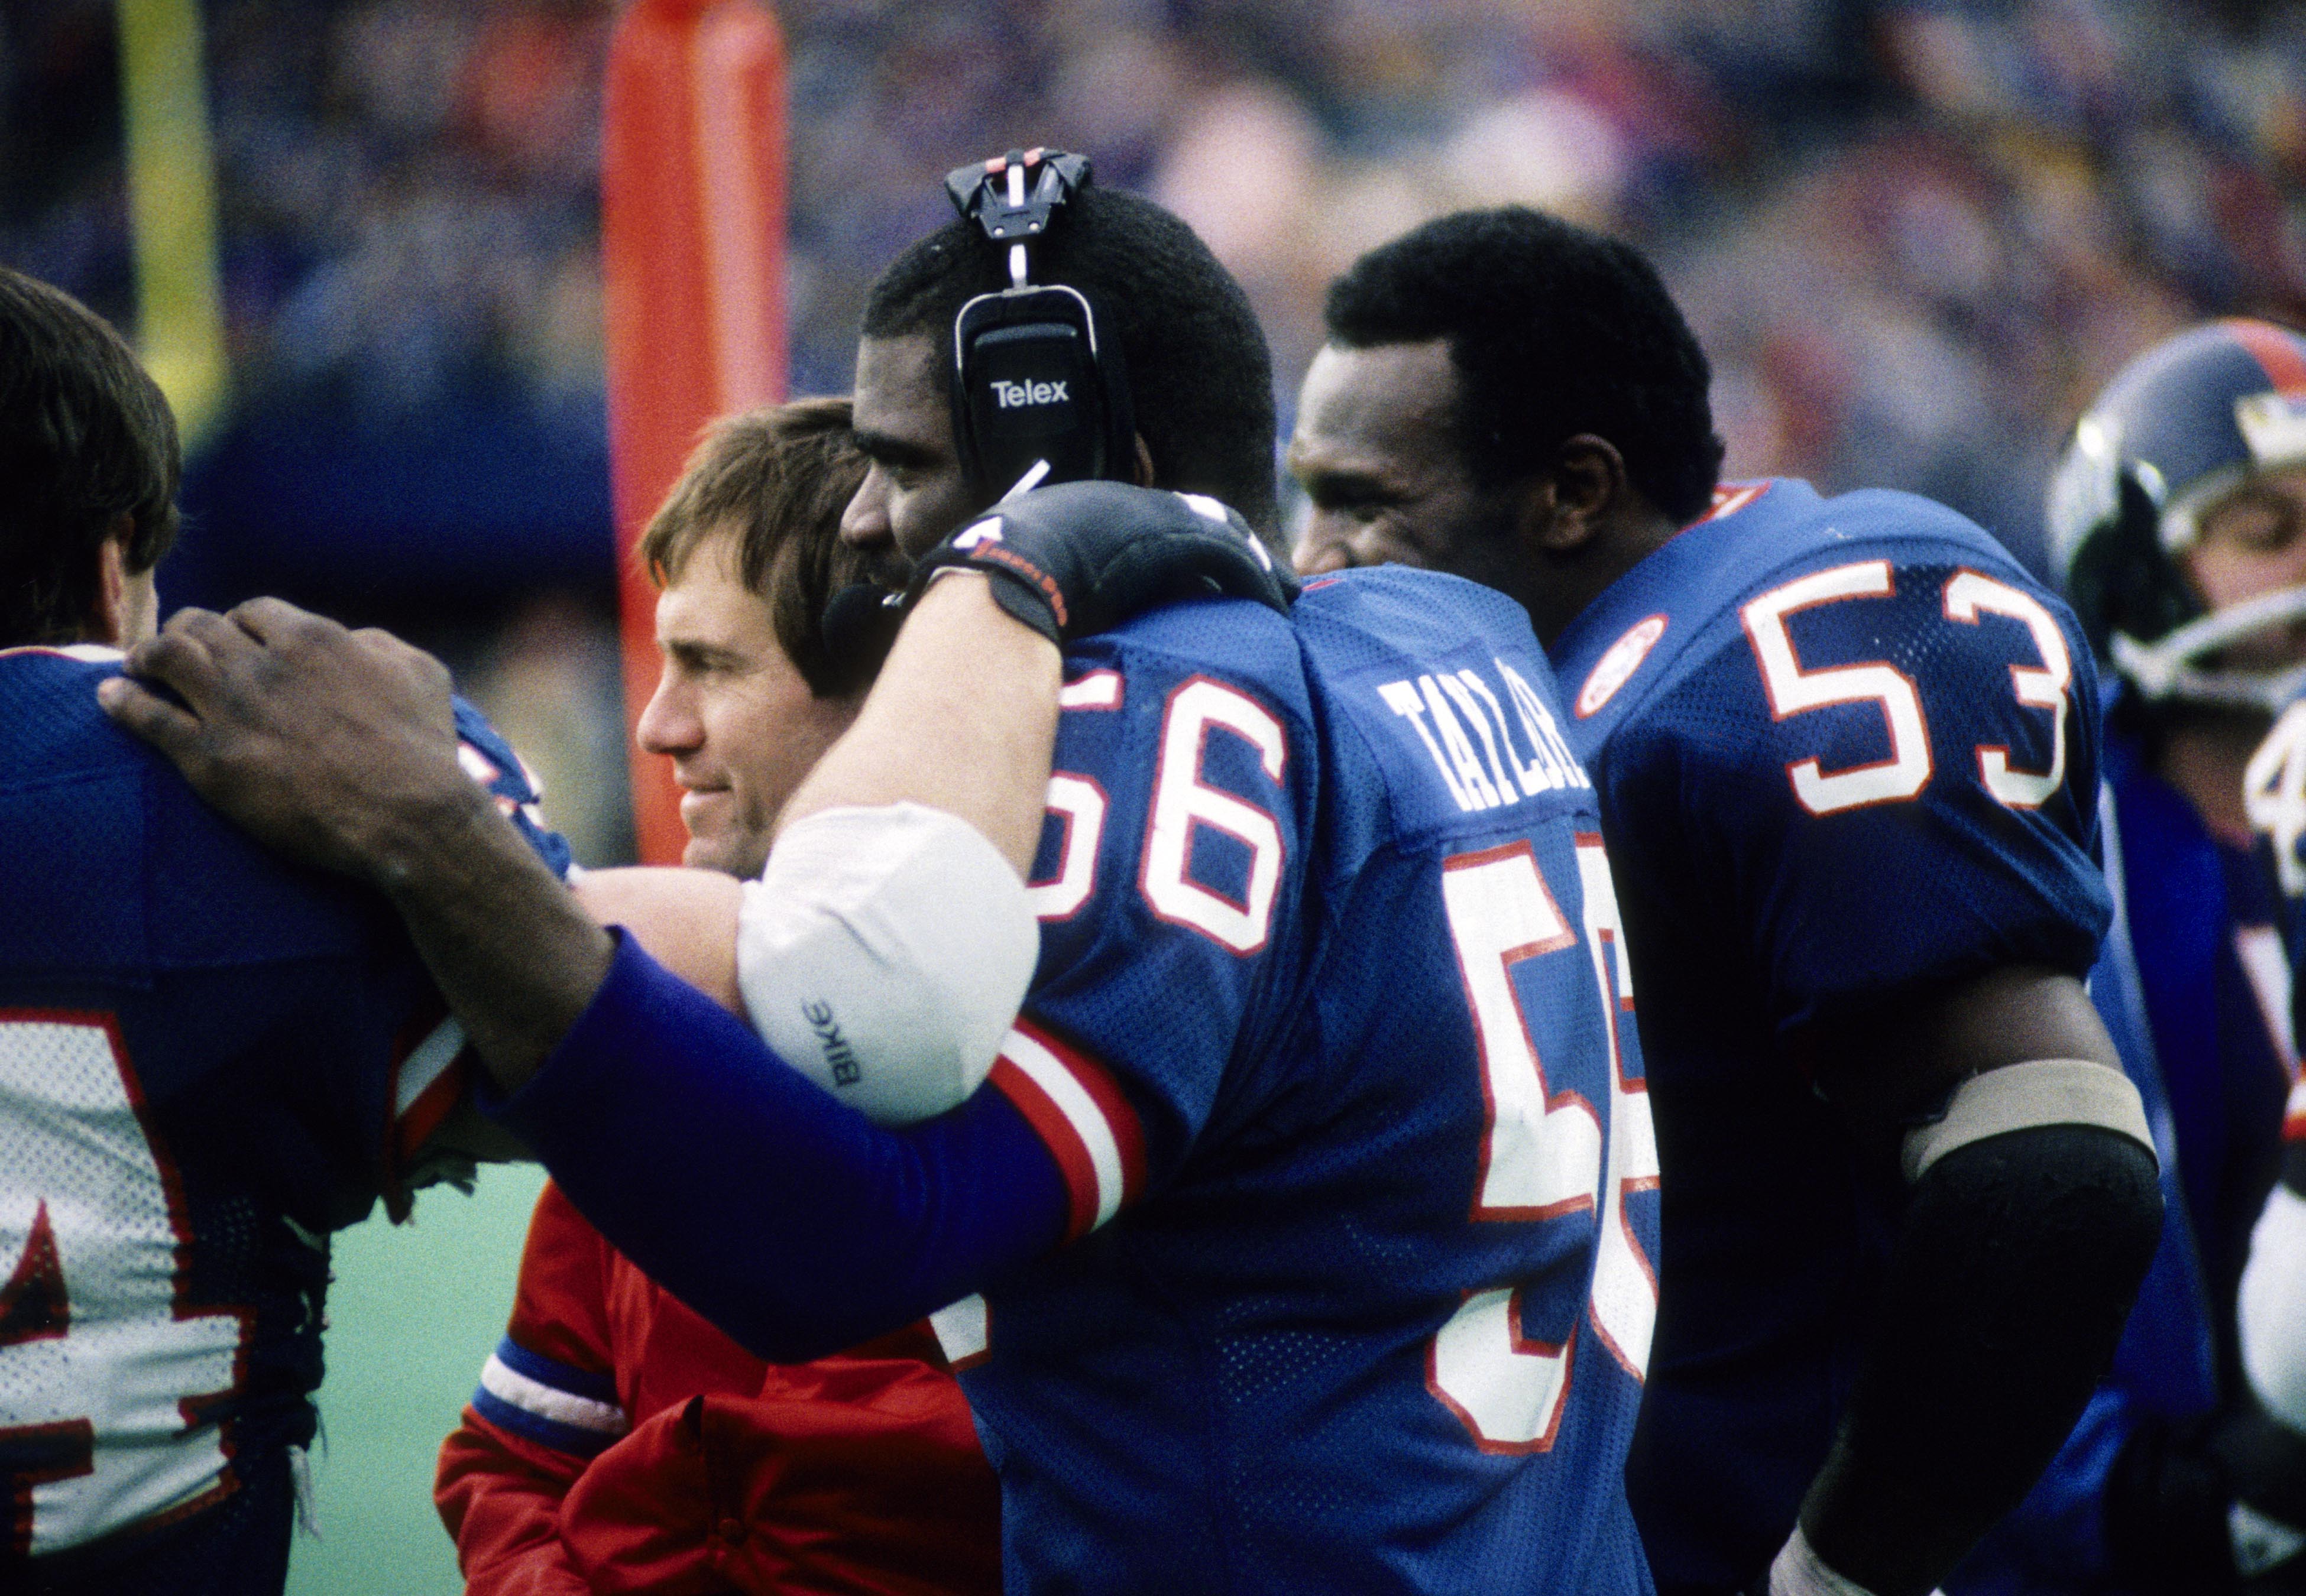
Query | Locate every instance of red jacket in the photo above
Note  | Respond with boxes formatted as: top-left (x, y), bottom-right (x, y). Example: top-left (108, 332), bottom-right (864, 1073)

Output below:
top-left (435, 1180), bottom-right (999, 1595)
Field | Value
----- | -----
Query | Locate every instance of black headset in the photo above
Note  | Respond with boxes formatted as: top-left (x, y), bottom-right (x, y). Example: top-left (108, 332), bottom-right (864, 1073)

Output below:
top-left (943, 148), bottom-right (1136, 499)
top-left (824, 148), bottom-right (1136, 680)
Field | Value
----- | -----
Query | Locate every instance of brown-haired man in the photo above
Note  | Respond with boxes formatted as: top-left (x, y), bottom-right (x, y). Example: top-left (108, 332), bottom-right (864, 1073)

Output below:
top-left (435, 398), bottom-right (998, 1596)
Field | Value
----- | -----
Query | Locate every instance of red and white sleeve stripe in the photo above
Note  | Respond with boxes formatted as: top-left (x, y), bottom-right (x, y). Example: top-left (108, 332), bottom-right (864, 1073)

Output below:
top-left (390, 1009), bottom-right (469, 1169)
top-left (2285, 1075), bottom-right (2306, 1146)
top-left (987, 1017), bottom-right (1147, 1241)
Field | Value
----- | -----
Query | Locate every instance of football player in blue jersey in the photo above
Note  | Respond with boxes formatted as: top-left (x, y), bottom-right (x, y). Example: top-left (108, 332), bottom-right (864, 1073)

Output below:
top-left (1945, 319), bottom-right (2306, 1595)
top-left (0, 267), bottom-right (568, 1593)
top-left (106, 170), bottom-right (1669, 1592)
top-left (2062, 321), bottom-right (2306, 1592)
top-left (1284, 207), bottom-right (2165, 1596)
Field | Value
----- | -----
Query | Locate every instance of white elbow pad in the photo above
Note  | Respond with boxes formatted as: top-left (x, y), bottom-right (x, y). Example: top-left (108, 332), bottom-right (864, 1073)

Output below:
top-left (2243, 1183), bottom-right (2306, 1433)
top-left (1900, 1058), bottom-right (2155, 1183)
top-left (737, 803), bottom-right (1037, 1127)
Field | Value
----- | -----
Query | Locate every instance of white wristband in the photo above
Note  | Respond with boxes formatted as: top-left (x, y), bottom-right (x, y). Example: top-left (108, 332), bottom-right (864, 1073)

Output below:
top-left (1769, 1526), bottom-right (1875, 1596)
top-left (737, 803), bottom-right (1038, 1127)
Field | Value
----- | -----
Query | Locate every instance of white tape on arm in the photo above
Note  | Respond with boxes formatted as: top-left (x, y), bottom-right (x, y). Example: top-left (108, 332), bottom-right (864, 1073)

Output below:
top-left (1900, 1058), bottom-right (2155, 1183)
top-left (2243, 1183), bottom-right (2306, 1433)
top-left (737, 803), bottom-right (1038, 1127)
top-left (1768, 1525), bottom-right (1879, 1596)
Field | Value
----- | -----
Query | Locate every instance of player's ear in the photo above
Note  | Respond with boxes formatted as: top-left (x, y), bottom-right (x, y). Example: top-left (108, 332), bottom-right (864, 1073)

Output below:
top-left (89, 515), bottom-right (137, 646)
top-left (1523, 435), bottom-right (1627, 555)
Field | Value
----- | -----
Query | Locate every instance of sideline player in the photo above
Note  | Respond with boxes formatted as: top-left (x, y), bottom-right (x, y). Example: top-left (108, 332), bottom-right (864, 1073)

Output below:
top-left (0, 270), bottom-right (559, 1591)
top-left (1285, 206), bottom-right (2163, 1596)
top-left (106, 178), bottom-right (1667, 1591)
top-left (435, 400), bottom-right (999, 1594)
top-left (1947, 320), bottom-right (2306, 1594)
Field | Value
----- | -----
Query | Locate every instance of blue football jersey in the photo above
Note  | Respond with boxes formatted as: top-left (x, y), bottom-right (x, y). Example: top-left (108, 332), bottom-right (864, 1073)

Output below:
top-left (0, 643), bottom-right (566, 1588)
top-left (941, 569), bottom-right (1660, 1593)
top-left (1950, 713), bottom-right (2292, 1595)
top-left (1547, 480), bottom-right (2112, 1593)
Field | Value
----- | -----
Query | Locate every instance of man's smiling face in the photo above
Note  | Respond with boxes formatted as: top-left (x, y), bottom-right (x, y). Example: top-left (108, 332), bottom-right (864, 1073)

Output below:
top-left (633, 526), bottom-right (860, 878)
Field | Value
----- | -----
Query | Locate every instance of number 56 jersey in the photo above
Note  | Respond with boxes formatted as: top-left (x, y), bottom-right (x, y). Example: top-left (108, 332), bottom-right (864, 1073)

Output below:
top-left (958, 566), bottom-right (1660, 1594)
top-left (1549, 479), bottom-right (2111, 1592)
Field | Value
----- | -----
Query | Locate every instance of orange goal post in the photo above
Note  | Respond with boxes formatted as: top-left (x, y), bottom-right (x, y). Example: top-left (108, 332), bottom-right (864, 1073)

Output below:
top-left (601, 0), bottom-right (788, 864)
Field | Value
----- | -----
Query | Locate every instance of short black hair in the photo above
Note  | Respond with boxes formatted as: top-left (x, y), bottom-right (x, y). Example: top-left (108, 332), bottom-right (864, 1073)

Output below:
top-left (1324, 207), bottom-right (1723, 524)
top-left (0, 267), bottom-right (180, 645)
top-left (861, 184), bottom-right (1278, 532)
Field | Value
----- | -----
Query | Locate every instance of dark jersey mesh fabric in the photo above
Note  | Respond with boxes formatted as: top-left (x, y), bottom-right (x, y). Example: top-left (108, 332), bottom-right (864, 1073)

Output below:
top-left (0, 645), bottom-right (564, 1587)
top-left (1549, 480), bottom-right (2111, 1592)
top-left (964, 570), bottom-right (1660, 1592)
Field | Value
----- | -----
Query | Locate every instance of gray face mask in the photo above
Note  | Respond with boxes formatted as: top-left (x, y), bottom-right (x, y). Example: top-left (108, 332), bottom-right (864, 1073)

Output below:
top-left (2111, 582), bottom-right (2306, 714)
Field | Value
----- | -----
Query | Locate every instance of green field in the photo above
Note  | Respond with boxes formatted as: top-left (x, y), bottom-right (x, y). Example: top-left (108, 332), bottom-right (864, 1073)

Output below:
top-left (286, 1162), bottom-right (550, 1596)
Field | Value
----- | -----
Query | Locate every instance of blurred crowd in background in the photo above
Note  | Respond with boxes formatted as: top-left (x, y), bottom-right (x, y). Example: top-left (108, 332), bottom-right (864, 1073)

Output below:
top-left (4, 0), bottom-right (2303, 864)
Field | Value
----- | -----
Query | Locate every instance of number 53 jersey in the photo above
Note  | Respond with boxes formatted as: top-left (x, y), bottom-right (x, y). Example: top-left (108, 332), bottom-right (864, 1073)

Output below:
top-left (955, 567), bottom-right (1660, 1594)
top-left (1549, 479), bottom-right (2111, 1592)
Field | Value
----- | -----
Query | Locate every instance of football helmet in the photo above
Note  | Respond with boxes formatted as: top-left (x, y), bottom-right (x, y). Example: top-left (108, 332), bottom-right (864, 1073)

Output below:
top-left (2048, 318), bottom-right (2306, 711)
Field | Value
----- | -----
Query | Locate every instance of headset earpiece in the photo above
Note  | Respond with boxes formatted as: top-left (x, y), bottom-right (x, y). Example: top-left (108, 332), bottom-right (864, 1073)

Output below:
top-left (944, 148), bottom-right (1136, 499)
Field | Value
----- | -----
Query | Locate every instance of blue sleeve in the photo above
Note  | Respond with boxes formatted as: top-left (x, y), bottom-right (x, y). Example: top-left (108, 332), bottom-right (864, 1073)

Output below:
top-left (986, 607), bottom-right (1313, 1238)
top-left (484, 932), bottom-right (1069, 1362)
top-left (1948, 1388), bottom-right (2132, 1595)
top-left (1668, 552), bottom-right (2111, 1030)
top-left (452, 696), bottom-right (572, 878)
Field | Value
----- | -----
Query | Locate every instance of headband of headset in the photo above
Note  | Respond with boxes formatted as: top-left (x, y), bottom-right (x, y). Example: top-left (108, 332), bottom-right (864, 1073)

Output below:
top-left (944, 148), bottom-right (1136, 498)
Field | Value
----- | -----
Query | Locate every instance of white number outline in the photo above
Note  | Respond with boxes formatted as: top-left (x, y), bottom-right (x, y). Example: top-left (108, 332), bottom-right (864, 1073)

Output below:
top-left (1138, 677), bottom-right (1287, 954)
top-left (1942, 571), bottom-right (2072, 810)
top-left (2250, 700), bottom-right (2306, 898)
top-left (1425, 839), bottom-right (1659, 1454)
top-left (1029, 774), bottom-right (1107, 922)
top-left (1740, 560), bottom-right (1933, 816)
top-left (1442, 842), bottom-right (1599, 1226)
top-left (0, 1011), bottom-right (251, 1555)
top-left (1574, 836), bottom-right (1659, 1380)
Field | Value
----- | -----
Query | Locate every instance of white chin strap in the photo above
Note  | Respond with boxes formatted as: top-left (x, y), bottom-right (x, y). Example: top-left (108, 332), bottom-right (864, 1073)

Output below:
top-left (2110, 582), bottom-right (2306, 713)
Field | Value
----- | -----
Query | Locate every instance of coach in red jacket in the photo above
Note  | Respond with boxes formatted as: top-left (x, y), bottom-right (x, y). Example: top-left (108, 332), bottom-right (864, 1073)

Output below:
top-left (434, 399), bottom-right (997, 1595)
top-left (437, 1182), bottom-right (996, 1595)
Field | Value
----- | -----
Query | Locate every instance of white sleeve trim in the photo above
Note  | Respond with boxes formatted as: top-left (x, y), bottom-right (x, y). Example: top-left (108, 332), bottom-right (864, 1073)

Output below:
top-left (477, 1354), bottom-right (627, 1436)
top-left (928, 1294), bottom-right (989, 1368)
top-left (737, 803), bottom-right (1038, 1127)
top-left (393, 1017), bottom-right (465, 1121)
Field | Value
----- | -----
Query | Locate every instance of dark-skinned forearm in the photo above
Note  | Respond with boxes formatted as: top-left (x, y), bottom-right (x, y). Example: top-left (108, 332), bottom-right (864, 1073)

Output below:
top-left (367, 779), bottom-right (613, 1094)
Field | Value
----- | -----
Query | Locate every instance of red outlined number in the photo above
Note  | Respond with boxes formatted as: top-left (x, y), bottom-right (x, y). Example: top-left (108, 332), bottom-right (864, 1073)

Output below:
top-left (0, 1014), bottom-right (248, 1556)
top-left (1139, 678), bottom-right (1287, 953)
top-left (1575, 837), bottom-right (1659, 1378)
top-left (1741, 561), bottom-right (1932, 815)
top-left (1030, 774), bottom-right (1107, 922)
top-left (1427, 840), bottom-right (1659, 1452)
top-left (1943, 570), bottom-right (2072, 810)
top-left (1442, 844), bottom-right (1598, 1225)
top-left (1741, 561), bottom-right (2080, 816)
